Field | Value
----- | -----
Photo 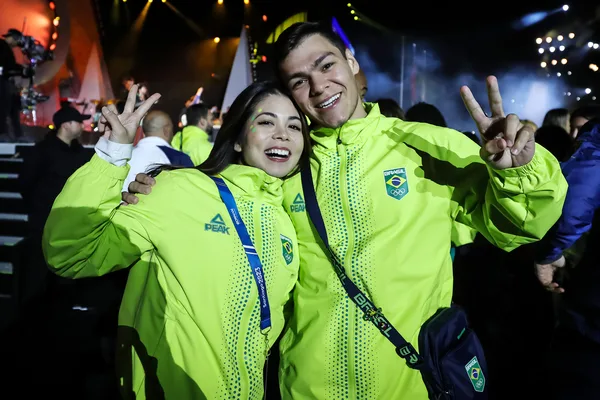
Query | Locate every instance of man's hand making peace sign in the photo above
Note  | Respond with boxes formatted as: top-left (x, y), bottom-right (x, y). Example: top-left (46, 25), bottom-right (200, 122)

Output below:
top-left (460, 76), bottom-right (535, 170)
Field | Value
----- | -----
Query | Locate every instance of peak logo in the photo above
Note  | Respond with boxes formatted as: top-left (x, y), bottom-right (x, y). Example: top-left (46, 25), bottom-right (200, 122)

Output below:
top-left (205, 214), bottom-right (230, 234)
top-left (290, 193), bottom-right (305, 213)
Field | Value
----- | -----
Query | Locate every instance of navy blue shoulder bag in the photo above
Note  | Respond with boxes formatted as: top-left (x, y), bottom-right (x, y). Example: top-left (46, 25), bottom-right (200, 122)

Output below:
top-left (300, 165), bottom-right (488, 400)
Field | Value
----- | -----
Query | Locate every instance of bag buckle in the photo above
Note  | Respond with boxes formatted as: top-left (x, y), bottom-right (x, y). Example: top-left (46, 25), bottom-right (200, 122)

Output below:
top-left (396, 343), bottom-right (424, 369)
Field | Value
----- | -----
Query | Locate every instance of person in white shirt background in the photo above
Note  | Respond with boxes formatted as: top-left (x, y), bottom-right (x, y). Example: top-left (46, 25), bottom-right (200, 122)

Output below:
top-left (122, 110), bottom-right (193, 192)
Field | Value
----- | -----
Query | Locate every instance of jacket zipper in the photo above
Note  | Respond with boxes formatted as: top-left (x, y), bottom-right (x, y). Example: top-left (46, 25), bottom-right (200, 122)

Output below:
top-left (252, 190), bottom-right (271, 398)
top-left (337, 134), bottom-right (357, 399)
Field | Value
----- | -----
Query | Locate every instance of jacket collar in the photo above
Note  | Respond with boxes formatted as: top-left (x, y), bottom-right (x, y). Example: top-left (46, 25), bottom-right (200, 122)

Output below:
top-left (310, 102), bottom-right (383, 148)
top-left (218, 164), bottom-right (284, 205)
top-left (182, 125), bottom-right (209, 140)
top-left (137, 136), bottom-right (171, 148)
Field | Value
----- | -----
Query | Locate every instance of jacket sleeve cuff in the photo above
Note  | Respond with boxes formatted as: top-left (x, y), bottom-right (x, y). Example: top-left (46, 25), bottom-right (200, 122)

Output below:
top-left (88, 153), bottom-right (130, 180)
top-left (535, 241), bottom-right (564, 265)
top-left (95, 137), bottom-right (133, 167)
top-left (536, 253), bottom-right (563, 265)
top-left (488, 146), bottom-right (543, 179)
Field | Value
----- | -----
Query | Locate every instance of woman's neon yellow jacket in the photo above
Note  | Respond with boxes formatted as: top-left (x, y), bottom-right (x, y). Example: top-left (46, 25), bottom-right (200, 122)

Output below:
top-left (43, 154), bottom-right (299, 399)
top-left (278, 104), bottom-right (568, 399)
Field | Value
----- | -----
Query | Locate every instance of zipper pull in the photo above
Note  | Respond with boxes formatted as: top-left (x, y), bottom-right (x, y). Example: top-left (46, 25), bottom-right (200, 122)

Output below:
top-left (262, 332), bottom-right (270, 399)
top-left (264, 331), bottom-right (270, 358)
top-left (337, 137), bottom-right (342, 145)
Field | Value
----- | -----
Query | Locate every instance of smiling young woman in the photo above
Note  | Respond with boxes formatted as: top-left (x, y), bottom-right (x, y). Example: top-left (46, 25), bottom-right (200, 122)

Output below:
top-left (43, 81), bottom-right (312, 399)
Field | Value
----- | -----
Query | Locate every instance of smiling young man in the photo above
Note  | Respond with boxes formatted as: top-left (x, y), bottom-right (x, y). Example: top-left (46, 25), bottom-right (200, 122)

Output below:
top-left (272, 22), bottom-right (568, 399)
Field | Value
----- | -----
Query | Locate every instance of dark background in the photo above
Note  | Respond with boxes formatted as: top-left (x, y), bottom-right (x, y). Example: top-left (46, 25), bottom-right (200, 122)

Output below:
top-left (95, 0), bottom-right (600, 130)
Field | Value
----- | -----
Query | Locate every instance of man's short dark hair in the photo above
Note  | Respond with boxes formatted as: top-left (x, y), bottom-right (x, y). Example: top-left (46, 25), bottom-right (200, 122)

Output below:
top-left (186, 104), bottom-right (211, 126)
top-left (273, 22), bottom-right (348, 77)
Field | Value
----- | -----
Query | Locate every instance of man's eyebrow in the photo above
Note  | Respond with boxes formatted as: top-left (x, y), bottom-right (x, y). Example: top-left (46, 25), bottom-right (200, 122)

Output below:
top-left (287, 52), bottom-right (335, 81)
top-left (311, 52), bottom-right (335, 69)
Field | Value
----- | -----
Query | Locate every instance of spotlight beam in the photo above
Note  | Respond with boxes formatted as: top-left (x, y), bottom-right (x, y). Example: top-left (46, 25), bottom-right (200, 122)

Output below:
top-left (163, 1), bottom-right (205, 36)
top-left (350, 7), bottom-right (392, 33)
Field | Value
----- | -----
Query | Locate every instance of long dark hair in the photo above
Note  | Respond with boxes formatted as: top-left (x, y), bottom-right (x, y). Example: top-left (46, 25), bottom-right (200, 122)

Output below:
top-left (150, 81), bottom-right (311, 179)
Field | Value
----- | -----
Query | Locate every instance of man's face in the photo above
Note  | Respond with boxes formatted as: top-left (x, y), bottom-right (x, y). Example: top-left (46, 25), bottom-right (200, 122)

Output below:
top-left (66, 121), bottom-right (84, 138)
top-left (5, 36), bottom-right (17, 47)
top-left (570, 116), bottom-right (588, 139)
top-left (201, 114), bottom-right (214, 133)
top-left (196, 113), bottom-right (214, 134)
top-left (280, 34), bottom-right (363, 129)
top-left (123, 79), bottom-right (134, 90)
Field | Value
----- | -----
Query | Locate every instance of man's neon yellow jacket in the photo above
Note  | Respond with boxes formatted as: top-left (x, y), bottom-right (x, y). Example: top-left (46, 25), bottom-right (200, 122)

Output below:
top-left (279, 104), bottom-right (567, 399)
top-left (43, 155), bottom-right (299, 399)
top-left (171, 125), bottom-right (213, 165)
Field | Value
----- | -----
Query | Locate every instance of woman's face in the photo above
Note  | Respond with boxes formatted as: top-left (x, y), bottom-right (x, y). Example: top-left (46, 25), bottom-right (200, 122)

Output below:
top-left (235, 94), bottom-right (304, 178)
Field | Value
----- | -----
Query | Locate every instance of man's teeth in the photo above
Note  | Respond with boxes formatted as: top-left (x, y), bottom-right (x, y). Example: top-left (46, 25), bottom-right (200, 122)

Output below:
top-left (317, 94), bottom-right (340, 108)
top-left (265, 149), bottom-right (290, 157)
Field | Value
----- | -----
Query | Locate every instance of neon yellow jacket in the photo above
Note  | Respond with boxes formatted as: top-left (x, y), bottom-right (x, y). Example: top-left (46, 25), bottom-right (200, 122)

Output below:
top-left (279, 104), bottom-right (567, 399)
top-left (171, 125), bottom-right (213, 165)
top-left (43, 155), bottom-right (299, 399)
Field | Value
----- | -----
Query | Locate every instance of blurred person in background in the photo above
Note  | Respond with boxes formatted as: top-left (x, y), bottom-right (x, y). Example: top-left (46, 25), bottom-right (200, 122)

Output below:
top-left (123, 109), bottom-right (193, 191)
top-left (543, 108), bottom-right (570, 133)
top-left (405, 102), bottom-right (447, 127)
top-left (172, 103), bottom-right (213, 165)
top-left (18, 106), bottom-right (92, 306)
top-left (535, 125), bottom-right (573, 162)
top-left (569, 105), bottom-right (600, 139)
top-left (376, 98), bottom-right (405, 119)
top-left (535, 118), bottom-right (600, 399)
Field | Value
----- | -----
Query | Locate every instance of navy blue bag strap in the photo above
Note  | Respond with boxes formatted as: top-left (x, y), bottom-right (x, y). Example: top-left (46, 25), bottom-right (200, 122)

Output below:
top-left (300, 164), bottom-right (424, 369)
top-left (210, 176), bottom-right (271, 333)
